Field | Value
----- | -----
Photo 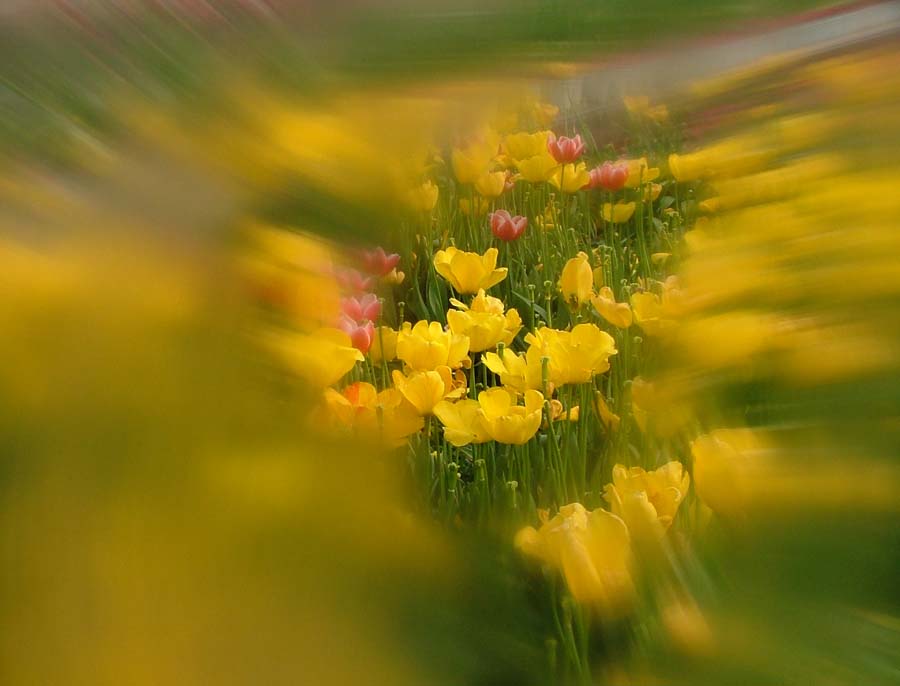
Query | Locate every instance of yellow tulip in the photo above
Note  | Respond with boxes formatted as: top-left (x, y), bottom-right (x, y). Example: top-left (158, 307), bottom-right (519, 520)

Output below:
top-left (623, 157), bottom-right (660, 187)
top-left (320, 382), bottom-right (378, 430)
top-left (447, 289), bottom-right (521, 352)
top-left (630, 376), bottom-right (693, 438)
top-left (392, 366), bottom-right (465, 416)
top-left (600, 201), bottom-right (636, 223)
top-left (591, 286), bottom-right (632, 328)
top-left (244, 224), bottom-right (341, 331)
top-left (318, 382), bottom-right (423, 447)
top-left (395, 320), bottom-right (470, 371)
top-left (698, 197), bottom-right (720, 214)
top-left (691, 428), bottom-right (769, 517)
top-left (451, 140), bottom-right (496, 184)
top-left (630, 291), bottom-right (677, 336)
top-left (594, 393), bottom-right (620, 431)
top-left (559, 251), bottom-right (594, 306)
top-left (602, 462), bottom-right (690, 540)
top-left (433, 246), bottom-right (508, 294)
top-left (549, 162), bottom-right (591, 193)
top-left (383, 267), bottom-right (405, 285)
top-left (517, 153), bottom-right (559, 183)
top-left (533, 101), bottom-right (560, 127)
top-left (433, 398), bottom-right (492, 447)
top-left (475, 170), bottom-right (507, 198)
top-left (368, 326), bottom-right (398, 365)
top-left (592, 265), bottom-right (605, 290)
top-left (504, 130), bottom-right (553, 162)
top-left (374, 387), bottom-right (426, 447)
top-left (406, 180), bottom-right (439, 211)
top-left (458, 197), bottom-right (491, 216)
top-left (524, 324), bottom-right (617, 387)
top-left (668, 152), bottom-right (708, 182)
top-left (643, 182), bottom-right (662, 202)
top-left (483, 347), bottom-right (533, 393)
top-left (515, 503), bottom-right (634, 613)
top-left (266, 327), bottom-right (363, 388)
top-left (478, 388), bottom-right (544, 445)
top-left (547, 399), bottom-right (579, 423)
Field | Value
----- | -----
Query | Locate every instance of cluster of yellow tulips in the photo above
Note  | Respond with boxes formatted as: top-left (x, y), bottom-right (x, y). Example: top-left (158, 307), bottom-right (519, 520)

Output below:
top-left (245, 48), bottom-right (900, 679)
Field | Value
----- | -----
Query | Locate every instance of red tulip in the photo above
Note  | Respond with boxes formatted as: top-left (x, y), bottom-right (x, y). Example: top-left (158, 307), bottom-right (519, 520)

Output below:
top-left (490, 210), bottom-right (528, 242)
top-left (583, 161), bottom-right (629, 191)
top-left (338, 316), bottom-right (376, 354)
top-left (547, 134), bottom-right (585, 164)
top-left (341, 293), bottom-right (382, 322)
top-left (360, 247), bottom-right (401, 277)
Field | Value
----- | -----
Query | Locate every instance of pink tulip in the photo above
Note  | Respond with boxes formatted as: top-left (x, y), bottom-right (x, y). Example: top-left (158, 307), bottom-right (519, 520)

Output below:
top-left (547, 134), bottom-right (585, 164)
top-left (583, 161), bottom-right (629, 191)
top-left (338, 316), bottom-right (376, 354)
top-left (334, 267), bottom-right (375, 294)
top-left (341, 293), bottom-right (382, 322)
top-left (360, 247), bottom-right (401, 277)
top-left (490, 210), bottom-right (528, 242)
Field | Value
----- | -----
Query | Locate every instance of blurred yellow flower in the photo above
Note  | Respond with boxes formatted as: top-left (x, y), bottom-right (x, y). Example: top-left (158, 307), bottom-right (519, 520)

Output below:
top-left (458, 197), bottom-right (491, 216)
top-left (433, 398), bottom-right (492, 447)
top-left (374, 387), bottom-right (427, 446)
top-left (623, 157), bottom-right (660, 187)
top-left (691, 428), bottom-right (769, 517)
top-left (549, 162), bottom-right (591, 193)
top-left (591, 286), bottom-right (632, 328)
top-left (243, 224), bottom-right (341, 331)
top-left (451, 140), bottom-right (497, 184)
top-left (594, 393), bottom-right (620, 431)
top-left (396, 320), bottom-right (471, 371)
top-left (602, 462), bottom-right (690, 540)
top-left (433, 246), bottom-right (508, 294)
top-left (559, 251), bottom-right (594, 306)
top-left (504, 130), bottom-right (552, 162)
top-left (267, 327), bottom-right (363, 388)
top-left (447, 289), bottom-right (521, 352)
top-left (630, 376), bottom-right (693, 438)
top-left (407, 180), bottom-right (439, 211)
top-left (516, 503), bottom-right (634, 612)
top-left (392, 366), bottom-right (465, 416)
top-left (533, 101), bottom-right (560, 127)
top-left (668, 152), bottom-right (707, 182)
top-left (623, 95), bottom-right (670, 123)
top-left (517, 153), bottom-right (559, 183)
top-left (478, 388), bottom-right (544, 445)
top-left (631, 291), bottom-right (677, 336)
top-left (643, 183), bottom-right (662, 202)
top-left (698, 197), bottom-right (720, 214)
top-left (475, 170), bottom-right (507, 198)
top-left (600, 201), bottom-right (636, 223)
top-left (369, 326), bottom-right (398, 365)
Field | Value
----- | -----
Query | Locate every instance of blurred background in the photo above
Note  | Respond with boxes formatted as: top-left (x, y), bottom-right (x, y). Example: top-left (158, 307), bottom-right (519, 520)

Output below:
top-left (1, 1), bottom-right (898, 684)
